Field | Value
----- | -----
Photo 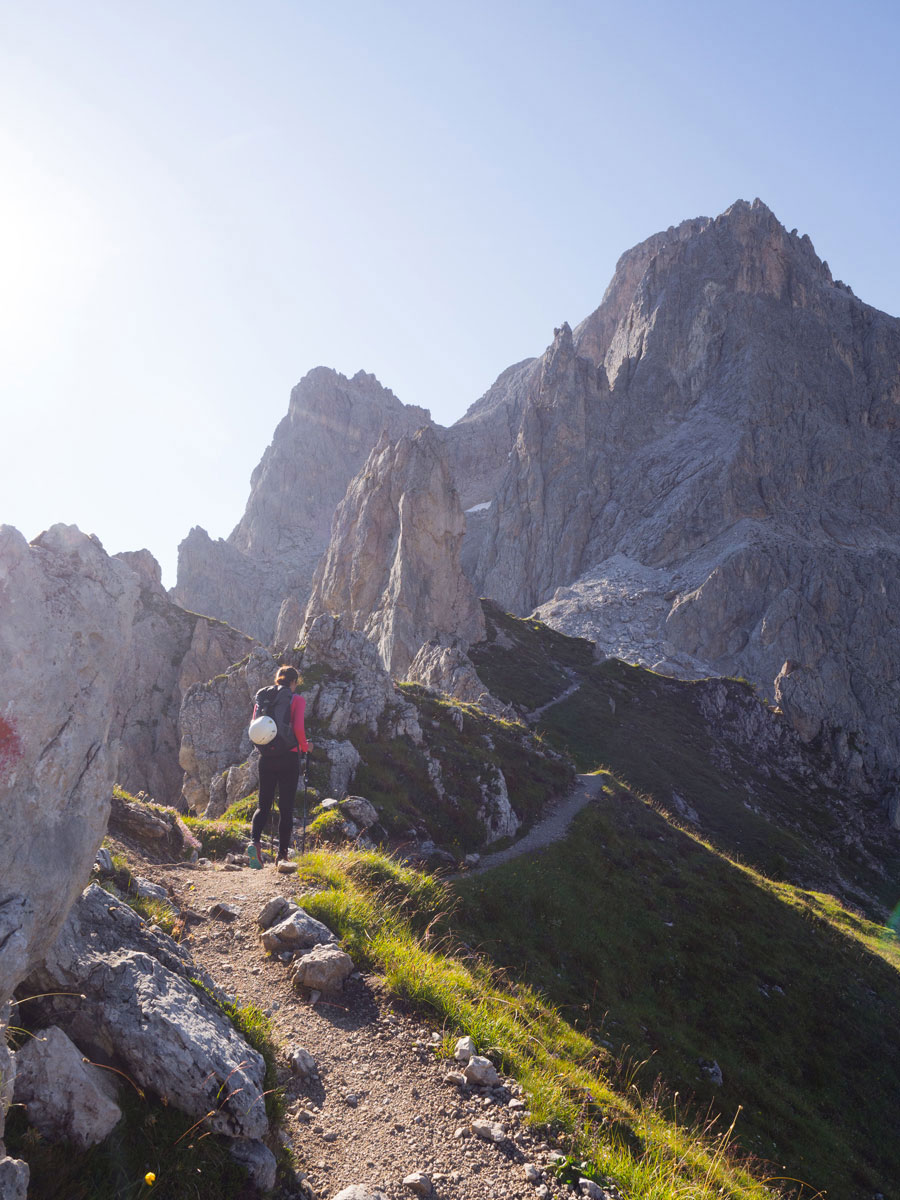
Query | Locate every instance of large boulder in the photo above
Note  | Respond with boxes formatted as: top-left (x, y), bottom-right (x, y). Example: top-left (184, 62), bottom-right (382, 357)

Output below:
top-left (23, 885), bottom-right (268, 1140)
top-left (13, 1025), bottom-right (122, 1149)
top-left (0, 523), bottom-right (144, 1182)
top-left (0, 525), bottom-right (138, 1002)
top-left (303, 426), bottom-right (485, 677)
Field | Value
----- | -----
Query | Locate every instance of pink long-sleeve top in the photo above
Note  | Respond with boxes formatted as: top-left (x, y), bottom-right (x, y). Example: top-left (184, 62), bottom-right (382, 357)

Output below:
top-left (253, 692), bottom-right (310, 753)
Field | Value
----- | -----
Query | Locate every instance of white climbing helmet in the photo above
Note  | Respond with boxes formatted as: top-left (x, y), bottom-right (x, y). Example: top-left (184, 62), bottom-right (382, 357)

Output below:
top-left (248, 715), bottom-right (277, 745)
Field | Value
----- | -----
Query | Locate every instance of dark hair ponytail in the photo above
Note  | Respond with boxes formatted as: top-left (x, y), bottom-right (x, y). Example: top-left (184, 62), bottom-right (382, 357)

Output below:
top-left (275, 665), bottom-right (299, 686)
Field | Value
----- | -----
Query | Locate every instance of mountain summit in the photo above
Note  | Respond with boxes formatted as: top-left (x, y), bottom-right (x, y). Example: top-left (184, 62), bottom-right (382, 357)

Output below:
top-left (173, 199), bottom-right (900, 808)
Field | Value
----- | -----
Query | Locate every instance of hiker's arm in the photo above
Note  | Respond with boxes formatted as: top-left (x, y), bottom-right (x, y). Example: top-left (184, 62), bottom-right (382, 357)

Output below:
top-left (292, 695), bottom-right (311, 752)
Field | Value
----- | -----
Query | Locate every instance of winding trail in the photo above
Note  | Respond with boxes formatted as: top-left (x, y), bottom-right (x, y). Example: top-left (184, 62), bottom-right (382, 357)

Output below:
top-left (464, 772), bottom-right (605, 877)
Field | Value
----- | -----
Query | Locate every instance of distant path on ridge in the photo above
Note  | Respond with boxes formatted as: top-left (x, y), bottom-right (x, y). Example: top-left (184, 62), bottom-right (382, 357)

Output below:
top-left (460, 772), bottom-right (605, 877)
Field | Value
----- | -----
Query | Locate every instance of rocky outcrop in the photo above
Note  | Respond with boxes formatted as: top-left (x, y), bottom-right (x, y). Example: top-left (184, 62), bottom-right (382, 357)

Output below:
top-left (173, 368), bottom-right (432, 644)
top-left (13, 1025), bottom-right (122, 1149)
top-left (179, 645), bottom-right (278, 812)
top-left (0, 524), bottom-right (138, 1005)
top-left (304, 426), bottom-right (486, 676)
top-left (472, 199), bottom-right (900, 797)
top-left (112, 549), bottom-right (255, 805)
top-left (23, 884), bottom-right (268, 1140)
top-left (406, 635), bottom-right (517, 721)
top-left (179, 615), bottom-right (425, 813)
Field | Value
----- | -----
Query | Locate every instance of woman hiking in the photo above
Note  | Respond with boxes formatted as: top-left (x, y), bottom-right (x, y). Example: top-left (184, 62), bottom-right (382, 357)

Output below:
top-left (248, 665), bottom-right (311, 869)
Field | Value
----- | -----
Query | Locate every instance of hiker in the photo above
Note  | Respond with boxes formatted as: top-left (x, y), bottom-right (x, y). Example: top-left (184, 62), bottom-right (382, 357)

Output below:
top-left (248, 665), bottom-right (311, 869)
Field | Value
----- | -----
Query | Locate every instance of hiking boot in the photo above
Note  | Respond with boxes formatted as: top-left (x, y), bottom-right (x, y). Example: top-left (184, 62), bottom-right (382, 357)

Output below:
top-left (247, 842), bottom-right (264, 870)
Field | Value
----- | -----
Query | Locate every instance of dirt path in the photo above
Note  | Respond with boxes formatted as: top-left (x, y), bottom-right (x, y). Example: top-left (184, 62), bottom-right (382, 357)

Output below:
top-left (464, 773), bottom-right (604, 876)
top-left (524, 676), bottom-right (581, 722)
top-left (145, 857), bottom-right (568, 1200)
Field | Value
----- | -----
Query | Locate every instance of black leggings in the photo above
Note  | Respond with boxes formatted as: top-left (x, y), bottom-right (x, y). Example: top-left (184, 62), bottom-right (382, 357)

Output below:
top-left (251, 752), bottom-right (300, 856)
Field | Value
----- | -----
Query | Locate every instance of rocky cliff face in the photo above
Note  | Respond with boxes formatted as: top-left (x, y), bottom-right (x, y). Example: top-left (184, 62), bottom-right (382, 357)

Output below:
top-left (472, 200), bottom-right (900, 799)
top-left (172, 367), bottom-right (432, 643)
top-left (112, 549), bottom-right (255, 805)
top-left (303, 426), bottom-right (486, 676)
top-left (0, 525), bottom-right (141, 1194)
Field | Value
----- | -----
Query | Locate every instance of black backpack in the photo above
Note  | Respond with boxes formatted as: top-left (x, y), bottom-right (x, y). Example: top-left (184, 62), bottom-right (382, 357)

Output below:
top-left (253, 685), bottom-right (298, 757)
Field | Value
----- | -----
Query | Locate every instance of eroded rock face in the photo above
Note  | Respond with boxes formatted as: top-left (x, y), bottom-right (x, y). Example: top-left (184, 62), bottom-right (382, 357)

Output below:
top-left (0, 524), bottom-right (138, 1004)
top-left (304, 426), bottom-right (485, 676)
top-left (173, 368), bottom-right (432, 644)
top-left (113, 553), bottom-right (255, 805)
top-left (24, 885), bottom-right (267, 1140)
top-left (179, 645), bottom-right (278, 812)
top-left (474, 199), bottom-right (900, 795)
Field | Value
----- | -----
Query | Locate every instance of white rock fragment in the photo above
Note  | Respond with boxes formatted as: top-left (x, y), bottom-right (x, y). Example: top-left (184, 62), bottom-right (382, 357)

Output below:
top-left (463, 1054), bottom-right (501, 1087)
top-left (454, 1035), bottom-right (476, 1063)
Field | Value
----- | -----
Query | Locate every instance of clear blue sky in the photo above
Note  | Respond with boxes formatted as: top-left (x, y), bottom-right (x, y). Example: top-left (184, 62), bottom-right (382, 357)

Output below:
top-left (2, 0), bottom-right (898, 586)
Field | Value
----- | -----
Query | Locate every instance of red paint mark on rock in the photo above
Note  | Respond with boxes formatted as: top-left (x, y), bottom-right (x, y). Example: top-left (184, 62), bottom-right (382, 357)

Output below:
top-left (0, 714), bottom-right (23, 776)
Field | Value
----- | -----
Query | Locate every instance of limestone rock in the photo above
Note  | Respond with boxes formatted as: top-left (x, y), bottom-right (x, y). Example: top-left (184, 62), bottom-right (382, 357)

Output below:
top-left (229, 1138), bottom-right (277, 1191)
top-left (320, 739), bottom-right (362, 797)
top-left (111, 548), bottom-right (255, 805)
top-left (299, 613), bottom-right (423, 741)
top-left (463, 1055), bottom-right (502, 1087)
top-left (179, 645), bottom-right (278, 811)
top-left (0, 524), bottom-right (138, 1006)
top-left (13, 1025), bottom-right (122, 1148)
top-left (0, 1155), bottom-right (28, 1200)
top-left (303, 426), bottom-right (485, 677)
top-left (173, 367), bottom-right (432, 644)
top-left (290, 943), bottom-right (354, 992)
top-left (472, 199), bottom-right (900, 797)
top-left (288, 1046), bottom-right (318, 1078)
top-left (406, 635), bottom-right (516, 720)
top-left (477, 767), bottom-right (520, 843)
top-left (258, 897), bottom-right (295, 930)
top-left (340, 796), bottom-right (378, 829)
top-left (24, 884), bottom-right (267, 1139)
top-left (333, 1187), bottom-right (389, 1200)
top-left (260, 908), bottom-right (337, 954)
top-left (454, 1036), bottom-right (476, 1063)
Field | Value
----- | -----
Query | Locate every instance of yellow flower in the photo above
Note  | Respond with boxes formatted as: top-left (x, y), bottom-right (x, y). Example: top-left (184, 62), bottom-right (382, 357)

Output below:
top-left (144, 1172), bottom-right (156, 1186)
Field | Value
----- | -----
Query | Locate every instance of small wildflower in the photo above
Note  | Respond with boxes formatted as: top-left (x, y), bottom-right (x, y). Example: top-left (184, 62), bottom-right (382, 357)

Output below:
top-left (144, 1172), bottom-right (156, 1186)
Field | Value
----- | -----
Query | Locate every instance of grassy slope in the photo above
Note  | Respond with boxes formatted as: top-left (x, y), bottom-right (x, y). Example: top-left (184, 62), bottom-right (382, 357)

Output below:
top-left (471, 604), bottom-right (900, 917)
top-left (468, 604), bottom-right (900, 1197)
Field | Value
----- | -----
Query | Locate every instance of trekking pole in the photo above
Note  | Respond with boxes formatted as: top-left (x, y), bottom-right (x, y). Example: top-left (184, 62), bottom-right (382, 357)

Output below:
top-left (300, 752), bottom-right (309, 858)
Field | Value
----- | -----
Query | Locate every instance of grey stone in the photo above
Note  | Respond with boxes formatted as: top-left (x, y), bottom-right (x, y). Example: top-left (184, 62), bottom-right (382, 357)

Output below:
top-left (332, 1187), bottom-right (389, 1200)
top-left (340, 796), bottom-right (379, 829)
top-left (260, 908), bottom-right (336, 953)
top-left (579, 1180), bottom-right (610, 1200)
top-left (454, 1036), bottom-right (476, 1063)
top-left (257, 896), bottom-right (295, 930)
top-left (173, 368), bottom-right (431, 644)
top-left (402, 1171), bottom-right (433, 1196)
top-left (290, 944), bottom-right (354, 993)
top-left (13, 1025), bottom-right (122, 1149)
top-left (463, 1055), bottom-right (502, 1087)
top-left (0, 1156), bottom-right (29, 1200)
top-left (471, 1117), bottom-right (506, 1142)
top-left (472, 199), bottom-right (900, 801)
top-left (229, 1138), bottom-right (277, 1192)
top-left (303, 426), bottom-right (485, 677)
top-left (24, 885), bottom-right (267, 1139)
top-left (95, 848), bottom-right (114, 874)
top-left (289, 1047), bottom-right (318, 1079)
